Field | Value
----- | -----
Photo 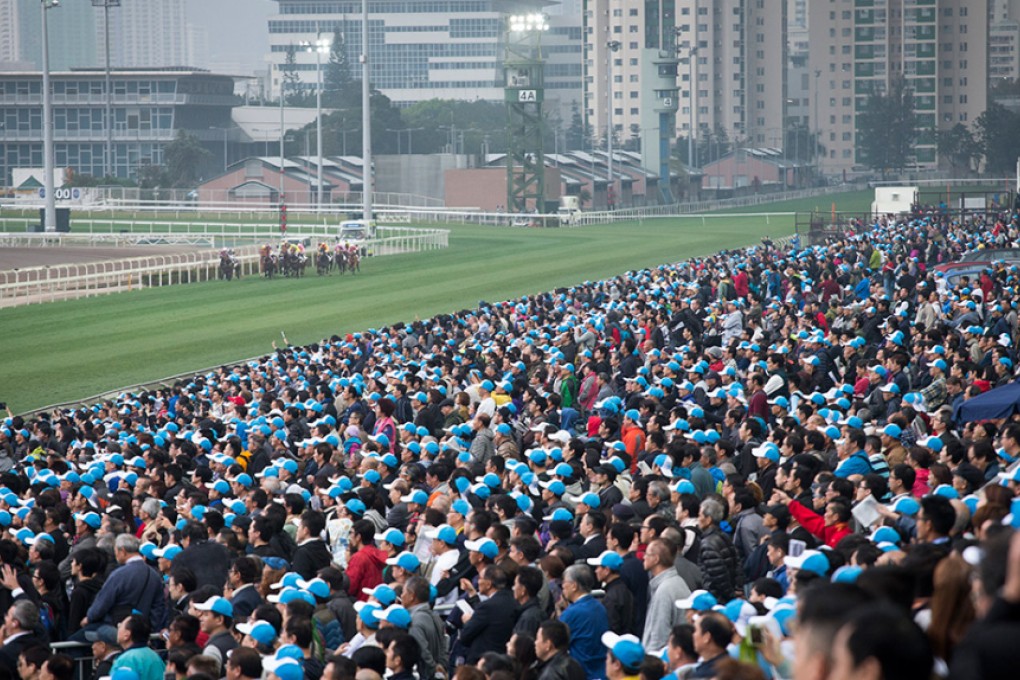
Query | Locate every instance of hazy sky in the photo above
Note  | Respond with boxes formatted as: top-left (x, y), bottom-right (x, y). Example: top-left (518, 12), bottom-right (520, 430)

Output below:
top-left (188, 0), bottom-right (275, 74)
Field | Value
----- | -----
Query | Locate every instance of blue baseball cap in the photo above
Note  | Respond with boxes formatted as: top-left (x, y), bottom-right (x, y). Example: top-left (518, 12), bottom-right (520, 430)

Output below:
top-left (297, 577), bottom-right (331, 599)
top-left (386, 551), bottom-right (421, 572)
top-left (362, 584), bottom-right (398, 606)
top-left (73, 512), bottom-right (102, 530)
top-left (570, 492), bottom-right (601, 508)
top-left (344, 498), bottom-right (367, 516)
top-left (354, 601), bottom-right (381, 628)
top-left (869, 526), bottom-right (900, 545)
top-left (153, 544), bottom-right (182, 560)
top-left (601, 632), bottom-right (645, 669)
top-left (586, 550), bottom-right (623, 570)
top-left (882, 424), bottom-right (902, 439)
top-left (891, 496), bottom-right (920, 516)
top-left (785, 550), bottom-right (829, 577)
top-left (464, 537), bottom-right (499, 559)
top-left (237, 620), bottom-right (278, 646)
top-left (426, 524), bottom-right (458, 545)
top-left (540, 479), bottom-right (566, 496)
top-left (543, 508), bottom-right (573, 522)
top-left (377, 605), bottom-right (412, 629)
top-left (401, 489), bottom-right (429, 506)
top-left (374, 528), bottom-right (406, 547)
top-left (194, 596), bottom-right (233, 618)
top-left (263, 659), bottom-right (303, 680)
top-left (676, 589), bottom-right (718, 612)
top-left (450, 499), bottom-right (471, 516)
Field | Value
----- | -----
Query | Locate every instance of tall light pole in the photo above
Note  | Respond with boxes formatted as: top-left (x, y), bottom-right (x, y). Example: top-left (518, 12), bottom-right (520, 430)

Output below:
top-left (814, 69), bottom-right (821, 179)
top-left (361, 0), bottom-right (373, 225)
top-left (92, 0), bottom-right (119, 179)
top-left (606, 40), bottom-right (621, 209)
top-left (302, 32), bottom-right (329, 213)
top-left (41, 0), bottom-right (59, 232)
top-left (688, 45), bottom-right (698, 168)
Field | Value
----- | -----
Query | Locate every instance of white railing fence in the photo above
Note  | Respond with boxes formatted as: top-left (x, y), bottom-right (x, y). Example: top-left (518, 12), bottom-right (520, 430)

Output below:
top-left (0, 227), bottom-right (449, 308)
top-left (2, 184), bottom-right (865, 228)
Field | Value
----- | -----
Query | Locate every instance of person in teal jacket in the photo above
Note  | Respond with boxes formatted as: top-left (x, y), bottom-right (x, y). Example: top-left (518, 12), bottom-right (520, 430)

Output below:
top-left (115, 615), bottom-right (166, 680)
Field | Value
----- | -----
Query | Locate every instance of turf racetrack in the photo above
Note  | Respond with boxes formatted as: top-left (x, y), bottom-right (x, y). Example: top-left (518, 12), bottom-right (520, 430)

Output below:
top-left (0, 190), bottom-right (872, 413)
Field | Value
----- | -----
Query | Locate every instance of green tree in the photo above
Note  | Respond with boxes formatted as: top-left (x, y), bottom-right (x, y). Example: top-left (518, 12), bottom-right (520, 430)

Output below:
top-left (976, 103), bottom-right (1020, 175)
top-left (565, 101), bottom-right (592, 151)
top-left (856, 76), bottom-right (917, 178)
top-left (324, 26), bottom-right (354, 109)
top-left (783, 124), bottom-right (823, 162)
top-left (936, 123), bottom-right (979, 175)
top-left (135, 160), bottom-right (164, 189)
top-left (163, 130), bottom-right (212, 188)
top-left (281, 45), bottom-right (311, 107)
top-left (696, 126), bottom-right (732, 166)
top-left (400, 99), bottom-right (507, 155)
top-left (310, 89), bottom-right (406, 156)
top-left (624, 123), bottom-right (641, 152)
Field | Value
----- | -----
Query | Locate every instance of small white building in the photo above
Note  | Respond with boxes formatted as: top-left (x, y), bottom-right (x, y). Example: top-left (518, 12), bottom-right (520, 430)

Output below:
top-left (871, 186), bottom-right (917, 215)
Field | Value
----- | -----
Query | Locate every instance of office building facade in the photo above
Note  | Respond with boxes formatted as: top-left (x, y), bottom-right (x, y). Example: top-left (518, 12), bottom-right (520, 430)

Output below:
top-left (0, 69), bottom-right (238, 185)
top-left (266, 0), bottom-right (582, 118)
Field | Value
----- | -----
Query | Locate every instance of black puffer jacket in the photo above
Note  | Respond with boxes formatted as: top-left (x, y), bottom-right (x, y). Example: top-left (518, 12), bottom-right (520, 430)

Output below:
top-left (535, 651), bottom-right (586, 680)
top-left (697, 525), bottom-right (741, 602)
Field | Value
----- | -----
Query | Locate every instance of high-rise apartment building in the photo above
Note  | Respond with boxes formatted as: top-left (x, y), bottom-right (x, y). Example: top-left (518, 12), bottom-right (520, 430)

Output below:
top-left (662, 0), bottom-right (787, 148)
top-left (97, 0), bottom-right (192, 68)
top-left (990, 0), bottom-right (1020, 83)
top-left (266, 0), bottom-right (582, 119)
top-left (582, 0), bottom-right (679, 196)
top-left (5, 0), bottom-right (191, 72)
top-left (0, 0), bottom-right (19, 65)
top-left (15, 0), bottom-right (98, 72)
top-left (809, 0), bottom-right (987, 176)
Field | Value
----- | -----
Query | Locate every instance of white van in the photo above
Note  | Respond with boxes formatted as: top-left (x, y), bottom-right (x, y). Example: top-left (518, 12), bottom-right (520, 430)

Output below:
top-left (337, 220), bottom-right (375, 256)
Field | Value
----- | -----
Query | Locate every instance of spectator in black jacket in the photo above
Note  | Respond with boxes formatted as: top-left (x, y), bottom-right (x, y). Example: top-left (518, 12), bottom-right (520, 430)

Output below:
top-left (696, 498), bottom-right (741, 603)
top-left (512, 566), bottom-right (546, 637)
top-left (67, 548), bottom-right (105, 637)
top-left (291, 511), bottom-right (332, 580)
top-left (458, 565), bottom-right (518, 664)
top-left (533, 620), bottom-right (585, 680)
top-left (587, 551), bottom-right (633, 636)
top-left (226, 556), bottom-right (263, 621)
top-left (173, 521), bottom-right (232, 591)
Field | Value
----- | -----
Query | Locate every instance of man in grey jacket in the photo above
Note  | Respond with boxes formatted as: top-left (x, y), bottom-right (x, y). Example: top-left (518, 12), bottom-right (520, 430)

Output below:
top-left (469, 413), bottom-right (495, 466)
top-left (641, 538), bottom-right (690, 652)
top-left (401, 576), bottom-right (448, 680)
top-left (58, 511), bottom-right (100, 581)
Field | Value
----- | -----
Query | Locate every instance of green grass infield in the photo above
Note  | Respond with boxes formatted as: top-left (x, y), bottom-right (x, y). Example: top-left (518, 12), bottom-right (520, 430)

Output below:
top-left (0, 189), bottom-right (873, 412)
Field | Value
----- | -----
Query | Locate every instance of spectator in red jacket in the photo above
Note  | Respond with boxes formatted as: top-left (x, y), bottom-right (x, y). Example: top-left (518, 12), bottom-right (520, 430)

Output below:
top-left (770, 489), bottom-right (853, 548)
top-left (346, 519), bottom-right (388, 601)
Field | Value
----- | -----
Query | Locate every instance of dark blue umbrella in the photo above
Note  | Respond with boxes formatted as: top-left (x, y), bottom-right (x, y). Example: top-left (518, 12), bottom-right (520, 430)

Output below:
top-left (953, 381), bottom-right (1020, 423)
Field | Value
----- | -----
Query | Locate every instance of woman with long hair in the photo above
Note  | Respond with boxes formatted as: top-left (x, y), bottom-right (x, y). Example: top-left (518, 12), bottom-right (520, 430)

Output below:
top-left (928, 552), bottom-right (976, 665)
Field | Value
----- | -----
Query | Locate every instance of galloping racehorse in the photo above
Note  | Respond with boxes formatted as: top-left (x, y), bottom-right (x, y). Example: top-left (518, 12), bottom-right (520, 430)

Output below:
top-left (218, 249), bottom-right (241, 281)
top-left (346, 246), bottom-right (361, 274)
top-left (259, 244), bottom-right (277, 279)
top-left (333, 243), bottom-right (348, 275)
top-left (316, 243), bottom-right (333, 276)
top-left (281, 242), bottom-right (308, 278)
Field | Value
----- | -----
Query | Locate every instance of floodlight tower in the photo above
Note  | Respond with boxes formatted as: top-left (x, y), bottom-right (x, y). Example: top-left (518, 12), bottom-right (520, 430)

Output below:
top-left (504, 13), bottom-right (548, 214)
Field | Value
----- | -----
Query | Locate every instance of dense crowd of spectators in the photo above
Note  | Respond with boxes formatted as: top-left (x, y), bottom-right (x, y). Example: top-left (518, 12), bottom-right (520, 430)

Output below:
top-left (1, 208), bottom-right (1020, 680)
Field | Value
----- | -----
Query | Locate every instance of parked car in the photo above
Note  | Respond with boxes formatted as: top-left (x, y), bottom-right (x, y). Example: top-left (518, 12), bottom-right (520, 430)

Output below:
top-left (933, 248), bottom-right (1020, 289)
